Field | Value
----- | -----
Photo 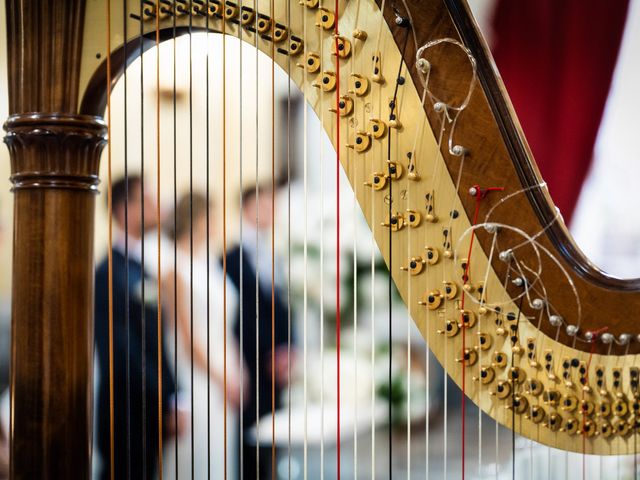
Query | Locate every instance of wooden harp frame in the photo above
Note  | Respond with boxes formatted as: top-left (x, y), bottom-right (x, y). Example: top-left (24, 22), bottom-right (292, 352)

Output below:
top-left (4, 0), bottom-right (640, 477)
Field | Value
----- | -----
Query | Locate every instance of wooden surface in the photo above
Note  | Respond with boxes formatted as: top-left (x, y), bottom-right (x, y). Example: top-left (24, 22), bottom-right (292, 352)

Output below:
top-left (4, 1), bottom-right (106, 478)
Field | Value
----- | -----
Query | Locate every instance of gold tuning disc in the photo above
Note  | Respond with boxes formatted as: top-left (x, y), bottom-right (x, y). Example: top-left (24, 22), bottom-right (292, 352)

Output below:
top-left (332, 36), bottom-right (352, 58)
top-left (349, 74), bottom-right (370, 97)
top-left (316, 8), bottom-right (335, 29)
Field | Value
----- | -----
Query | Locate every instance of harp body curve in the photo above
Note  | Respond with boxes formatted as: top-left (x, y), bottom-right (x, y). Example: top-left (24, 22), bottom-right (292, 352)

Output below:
top-left (5, 1), bottom-right (640, 476)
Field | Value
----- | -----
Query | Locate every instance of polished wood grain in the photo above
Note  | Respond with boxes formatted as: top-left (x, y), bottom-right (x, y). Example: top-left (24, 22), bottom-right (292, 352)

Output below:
top-left (382, 0), bottom-right (640, 355)
top-left (4, 1), bottom-right (107, 478)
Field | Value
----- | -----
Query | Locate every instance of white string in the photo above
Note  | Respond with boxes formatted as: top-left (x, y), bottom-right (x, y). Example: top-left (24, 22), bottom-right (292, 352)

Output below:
top-left (479, 231), bottom-right (498, 478)
top-left (302, 2), bottom-right (309, 476)
top-left (350, 9), bottom-right (361, 478)
top-left (318, 8), bottom-right (325, 478)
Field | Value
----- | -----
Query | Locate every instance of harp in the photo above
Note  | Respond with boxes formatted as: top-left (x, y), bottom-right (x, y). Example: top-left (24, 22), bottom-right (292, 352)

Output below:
top-left (3, 0), bottom-right (639, 478)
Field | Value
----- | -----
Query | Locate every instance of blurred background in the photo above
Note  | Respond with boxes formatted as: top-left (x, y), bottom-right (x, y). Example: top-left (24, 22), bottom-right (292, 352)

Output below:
top-left (1, 0), bottom-right (640, 478)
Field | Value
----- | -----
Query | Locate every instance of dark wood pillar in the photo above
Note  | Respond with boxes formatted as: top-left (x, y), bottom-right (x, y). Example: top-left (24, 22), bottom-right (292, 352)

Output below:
top-left (3, 1), bottom-right (106, 478)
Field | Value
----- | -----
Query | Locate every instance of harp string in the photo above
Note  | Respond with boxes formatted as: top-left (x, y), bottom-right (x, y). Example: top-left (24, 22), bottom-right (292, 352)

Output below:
top-left (334, 0), bottom-right (343, 476)
top-left (138, 1), bottom-right (147, 476)
top-left (253, 2), bottom-right (261, 474)
top-left (171, 6), bottom-right (178, 477)
top-left (154, 3), bottom-right (163, 478)
top-left (238, 6), bottom-right (245, 480)
top-left (222, 8), bottom-right (229, 480)
top-left (318, 4), bottom-right (325, 478)
top-left (204, 5), bottom-right (211, 479)
top-left (350, 7), bottom-right (361, 478)
top-left (187, 6), bottom-right (194, 478)
top-left (124, 0), bottom-right (132, 475)
top-left (105, 0), bottom-right (115, 478)
top-left (286, 0), bottom-right (293, 475)
top-left (269, 1), bottom-right (276, 478)
top-left (302, 1), bottom-right (309, 477)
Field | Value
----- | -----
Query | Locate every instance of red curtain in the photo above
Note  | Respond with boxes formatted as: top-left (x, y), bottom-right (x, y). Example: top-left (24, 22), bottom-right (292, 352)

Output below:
top-left (491, 0), bottom-right (629, 222)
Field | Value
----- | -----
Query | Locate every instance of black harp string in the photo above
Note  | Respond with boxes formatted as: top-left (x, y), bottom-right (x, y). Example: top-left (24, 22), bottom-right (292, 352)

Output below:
top-left (172, 1), bottom-right (179, 476)
top-left (204, 2), bottom-right (212, 479)
top-left (239, 4), bottom-right (245, 479)
top-left (188, 5), bottom-right (195, 480)
top-left (123, 0), bottom-right (132, 477)
top-left (270, 0), bottom-right (277, 478)
top-left (222, 6), bottom-right (229, 480)
top-left (154, 2), bottom-right (163, 478)
top-left (105, 0), bottom-right (114, 478)
top-left (138, 1), bottom-right (147, 477)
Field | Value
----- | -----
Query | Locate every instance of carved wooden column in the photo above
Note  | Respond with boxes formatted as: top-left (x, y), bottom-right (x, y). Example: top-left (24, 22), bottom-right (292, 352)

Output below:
top-left (3, 1), bottom-right (106, 478)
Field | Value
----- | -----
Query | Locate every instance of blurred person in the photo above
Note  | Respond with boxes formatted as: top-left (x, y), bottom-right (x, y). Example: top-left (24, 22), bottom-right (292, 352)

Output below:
top-left (162, 192), bottom-right (244, 479)
top-left (94, 175), bottom-right (181, 480)
top-left (226, 184), bottom-right (292, 479)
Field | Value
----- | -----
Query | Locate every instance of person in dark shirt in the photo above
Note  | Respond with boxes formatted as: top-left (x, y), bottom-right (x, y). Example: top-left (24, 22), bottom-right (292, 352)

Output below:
top-left (226, 184), bottom-right (292, 479)
top-left (94, 175), bottom-right (182, 479)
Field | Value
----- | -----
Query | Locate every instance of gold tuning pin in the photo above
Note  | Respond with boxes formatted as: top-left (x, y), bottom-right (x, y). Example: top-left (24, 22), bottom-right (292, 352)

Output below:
top-left (424, 247), bottom-right (439, 266)
top-left (425, 191), bottom-right (437, 223)
top-left (511, 343), bottom-right (524, 356)
top-left (348, 131), bottom-right (371, 153)
top-left (368, 119), bottom-right (387, 139)
top-left (301, 0), bottom-right (319, 7)
top-left (508, 366), bottom-right (525, 384)
top-left (529, 405), bottom-right (545, 424)
top-left (240, 7), bottom-right (255, 26)
top-left (331, 35), bottom-right (352, 59)
top-left (313, 71), bottom-right (337, 92)
top-left (436, 319), bottom-right (459, 337)
top-left (491, 380), bottom-right (511, 399)
top-left (400, 256), bottom-right (426, 276)
top-left (475, 332), bottom-right (492, 351)
top-left (389, 117), bottom-right (402, 129)
top-left (458, 310), bottom-right (476, 329)
top-left (386, 161), bottom-right (403, 180)
top-left (597, 401), bottom-right (611, 418)
top-left (289, 36), bottom-right (304, 56)
top-left (363, 172), bottom-right (386, 190)
top-left (491, 351), bottom-right (507, 369)
top-left (256, 16), bottom-right (272, 35)
top-left (506, 394), bottom-right (528, 414)
top-left (456, 348), bottom-right (478, 366)
top-left (329, 95), bottom-right (354, 117)
top-left (546, 412), bottom-right (562, 431)
top-left (371, 52), bottom-right (384, 84)
top-left (380, 212), bottom-right (404, 231)
top-left (442, 227), bottom-right (453, 258)
top-left (223, 3), bottom-right (239, 20)
top-left (348, 74), bottom-right (370, 97)
top-left (297, 53), bottom-right (321, 73)
top-left (473, 365), bottom-right (495, 384)
top-left (353, 29), bottom-right (368, 41)
top-left (316, 8), bottom-right (335, 29)
top-left (407, 164), bottom-right (420, 181)
top-left (442, 281), bottom-right (457, 299)
top-left (561, 394), bottom-right (578, 412)
top-left (525, 379), bottom-right (543, 396)
top-left (405, 210), bottom-right (421, 228)
top-left (420, 290), bottom-right (443, 311)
